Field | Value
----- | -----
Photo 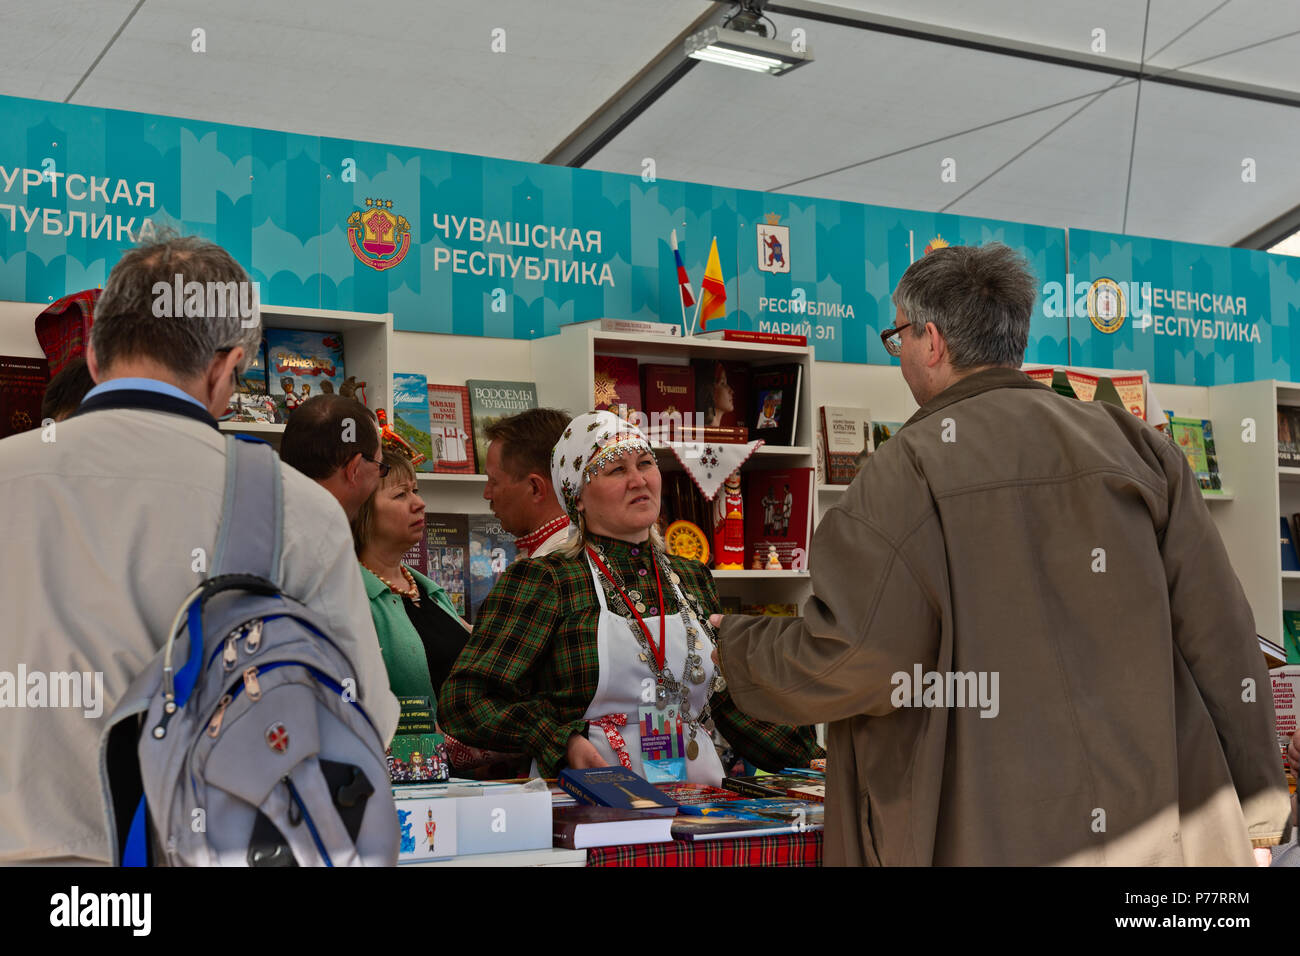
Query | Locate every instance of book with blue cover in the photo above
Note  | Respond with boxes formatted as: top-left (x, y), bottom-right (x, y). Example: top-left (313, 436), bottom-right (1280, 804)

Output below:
top-left (558, 767), bottom-right (679, 812)
top-left (1282, 518), bottom-right (1300, 573)
top-left (393, 372), bottom-right (434, 469)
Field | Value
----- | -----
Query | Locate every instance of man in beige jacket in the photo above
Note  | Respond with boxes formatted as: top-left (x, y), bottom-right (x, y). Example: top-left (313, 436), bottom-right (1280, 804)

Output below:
top-left (0, 235), bottom-right (398, 864)
top-left (715, 243), bottom-right (1292, 866)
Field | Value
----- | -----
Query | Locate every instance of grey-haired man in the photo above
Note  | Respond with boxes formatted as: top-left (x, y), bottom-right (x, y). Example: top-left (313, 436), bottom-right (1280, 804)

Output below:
top-left (0, 234), bottom-right (397, 863)
top-left (715, 242), bottom-right (1292, 867)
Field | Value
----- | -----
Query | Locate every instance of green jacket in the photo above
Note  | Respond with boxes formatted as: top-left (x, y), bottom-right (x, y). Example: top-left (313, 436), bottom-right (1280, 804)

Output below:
top-left (360, 564), bottom-right (459, 716)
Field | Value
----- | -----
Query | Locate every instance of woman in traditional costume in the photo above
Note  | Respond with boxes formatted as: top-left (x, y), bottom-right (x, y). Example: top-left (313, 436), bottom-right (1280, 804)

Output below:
top-left (440, 411), bottom-right (821, 783)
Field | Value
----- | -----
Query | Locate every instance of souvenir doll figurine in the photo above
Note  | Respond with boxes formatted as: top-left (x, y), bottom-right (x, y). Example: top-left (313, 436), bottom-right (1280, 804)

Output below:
top-left (712, 470), bottom-right (745, 570)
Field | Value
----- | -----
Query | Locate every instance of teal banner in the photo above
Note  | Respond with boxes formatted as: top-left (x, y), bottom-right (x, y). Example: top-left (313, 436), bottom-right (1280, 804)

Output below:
top-left (0, 93), bottom-right (1068, 366)
top-left (1068, 228), bottom-right (1291, 385)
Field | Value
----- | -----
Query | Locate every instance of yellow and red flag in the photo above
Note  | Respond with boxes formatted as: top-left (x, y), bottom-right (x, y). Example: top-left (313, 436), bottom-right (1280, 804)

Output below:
top-left (699, 238), bottom-right (727, 330)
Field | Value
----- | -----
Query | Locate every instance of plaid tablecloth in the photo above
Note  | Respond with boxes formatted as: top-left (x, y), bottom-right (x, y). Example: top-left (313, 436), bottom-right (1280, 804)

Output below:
top-left (586, 830), bottom-right (822, 867)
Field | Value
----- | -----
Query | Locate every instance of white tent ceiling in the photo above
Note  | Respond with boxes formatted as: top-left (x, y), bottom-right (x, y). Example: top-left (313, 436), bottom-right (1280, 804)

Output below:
top-left (0, 0), bottom-right (1296, 247)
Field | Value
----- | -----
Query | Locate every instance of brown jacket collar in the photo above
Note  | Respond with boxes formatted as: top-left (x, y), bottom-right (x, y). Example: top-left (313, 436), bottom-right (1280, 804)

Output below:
top-left (905, 367), bottom-right (1047, 426)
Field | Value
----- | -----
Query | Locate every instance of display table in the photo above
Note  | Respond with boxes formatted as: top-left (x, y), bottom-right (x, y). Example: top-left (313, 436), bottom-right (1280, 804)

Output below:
top-left (586, 830), bottom-right (823, 867)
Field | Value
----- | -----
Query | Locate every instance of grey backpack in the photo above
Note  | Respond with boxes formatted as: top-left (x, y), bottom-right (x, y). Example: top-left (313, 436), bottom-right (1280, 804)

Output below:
top-left (100, 434), bottom-right (398, 866)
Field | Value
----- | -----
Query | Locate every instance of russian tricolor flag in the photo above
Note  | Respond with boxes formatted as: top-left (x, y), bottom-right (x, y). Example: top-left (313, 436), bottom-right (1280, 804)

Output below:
top-left (671, 229), bottom-right (696, 308)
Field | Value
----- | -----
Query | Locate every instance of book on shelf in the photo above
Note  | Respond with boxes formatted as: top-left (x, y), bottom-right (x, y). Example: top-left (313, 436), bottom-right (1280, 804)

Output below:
top-left (1168, 416), bottom-right (1222, 492)
top-left (871, 421), bottom-right (905, 449)
top-left (749, 363), bottom-right (802, 447)
top-left (552, 805), bottom-right (676, 849)
top-left (640, 364), bottom-right (695, 441)
top-left (815, 424), bottom-right (827, 484)
top-left (558, 767), bottom-right (680, 811)
top-left (692, 358), bottom-right (750, 431)
top-left (723, 773), bottom-right (826, 803)
top-left (265, 329), bottom-right (345, 422)
top-left (820, 405), bottom-right (872, 484)
top-left (694, 328), bottom-right (808, 346)
top-left (425, 383), bottom-right (475, 474)
top-left (572, 317), bottom-right (682, 337)
top-left (593, 355), bottom-right (642, 422)
top-left (401, 529), bottom-right (429, 577)
top-left (224, 338), bottom-right (275, 423)
top-left (743, 467), bottom-right (814, 571)
top-left (1270, 665), bottom-right (1299, 788)
top-left (1278, 407), bottom-right (1300, 467)
top-left (1283, 518), bottom-right (1300, 573)
top-left (392, 372), bottom-right (433, 468)
top-left (0, 354), bottom-right (49, 438)
top-left (466, 379), bottom-right (538, 473)
top-left (1283, 610), bottom-right (1300, 665)
top-left (424, 513), bottom-right (469, 618)
top-left (467, 513), bottom-right (517, 623)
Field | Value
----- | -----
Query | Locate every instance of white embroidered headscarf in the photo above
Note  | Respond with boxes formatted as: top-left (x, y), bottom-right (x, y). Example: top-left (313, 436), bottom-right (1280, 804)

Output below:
top-left (550, 410), bottom-right (656, 524)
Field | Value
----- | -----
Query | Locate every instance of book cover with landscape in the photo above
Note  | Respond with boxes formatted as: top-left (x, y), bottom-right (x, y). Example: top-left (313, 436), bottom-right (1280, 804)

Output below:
top-left (466, 380), bottom-right (538, 473)
top-left (393, 372), bottom-right (434, 469)
top-left (225, 337), bottom-right (274, 423)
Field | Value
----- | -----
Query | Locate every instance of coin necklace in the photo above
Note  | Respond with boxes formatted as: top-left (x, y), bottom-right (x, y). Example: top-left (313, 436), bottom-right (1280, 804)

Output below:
top-left (587, 544), bottom-right (712, 760)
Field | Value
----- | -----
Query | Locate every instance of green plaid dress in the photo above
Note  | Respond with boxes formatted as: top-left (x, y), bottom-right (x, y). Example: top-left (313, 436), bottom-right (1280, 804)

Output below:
top-left (440, 533), bottom-right (823, 776)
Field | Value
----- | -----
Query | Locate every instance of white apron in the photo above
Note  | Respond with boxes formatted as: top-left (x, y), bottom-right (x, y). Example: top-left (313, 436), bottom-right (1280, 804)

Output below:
top-left (580, 555), bottom-right (725, 786)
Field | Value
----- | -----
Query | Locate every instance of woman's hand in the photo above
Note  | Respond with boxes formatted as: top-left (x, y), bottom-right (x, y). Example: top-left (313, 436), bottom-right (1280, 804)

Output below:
top-left (566, 733), bottom-right (607, 769)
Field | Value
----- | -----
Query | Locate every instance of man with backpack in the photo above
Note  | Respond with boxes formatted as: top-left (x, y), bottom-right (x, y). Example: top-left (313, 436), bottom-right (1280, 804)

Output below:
top-left (0, 234), bottom-right (399, 864)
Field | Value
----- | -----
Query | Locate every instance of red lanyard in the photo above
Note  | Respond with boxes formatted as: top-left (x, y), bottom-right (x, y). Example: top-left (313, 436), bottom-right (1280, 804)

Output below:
top-left (587, 546), bottom-right (666, 671)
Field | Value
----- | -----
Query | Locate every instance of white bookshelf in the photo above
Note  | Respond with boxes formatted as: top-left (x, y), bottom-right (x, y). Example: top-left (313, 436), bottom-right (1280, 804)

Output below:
top-left (220, 304), bottom-right (393, 442)
top-left (1205, 379), bottom-right (1298, 652)
top-left (532, 324), bottom-right (820, 601)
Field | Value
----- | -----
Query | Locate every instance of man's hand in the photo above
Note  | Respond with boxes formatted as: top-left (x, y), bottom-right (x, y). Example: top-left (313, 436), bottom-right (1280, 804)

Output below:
top-left (565, 733), bottom-right (607, 769)
top-left (1254, 847), bottom-right (1273, 866)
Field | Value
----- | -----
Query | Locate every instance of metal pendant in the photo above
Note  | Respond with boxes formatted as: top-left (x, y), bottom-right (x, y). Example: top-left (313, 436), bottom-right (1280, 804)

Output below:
top-left (638, 652), bottom-right (648, 663)
top-left (686, 738), bottom-right (700, 760)
top-left (689, 666), bottom-right (706, 685)
top-left (712, 673), bottom-right (726, 693)
top-left (655, 683), bottom-right (668, 710)
top-left (635, 602), bottom-right (647, 614)
top-left (628, 590), bottom-right (643, 603)
top-left (670, 572), bottom-right (681, 585)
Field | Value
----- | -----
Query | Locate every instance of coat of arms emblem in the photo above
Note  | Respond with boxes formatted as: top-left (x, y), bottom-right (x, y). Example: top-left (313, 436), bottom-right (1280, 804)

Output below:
top-left (757, 214), bottom-right (790, 274)
top-left (347, 198), bottom-right (412, 271)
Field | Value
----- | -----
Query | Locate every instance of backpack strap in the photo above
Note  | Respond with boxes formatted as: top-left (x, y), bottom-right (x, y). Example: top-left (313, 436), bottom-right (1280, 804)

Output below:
top-left (212, 434), bottom-right (284, 584)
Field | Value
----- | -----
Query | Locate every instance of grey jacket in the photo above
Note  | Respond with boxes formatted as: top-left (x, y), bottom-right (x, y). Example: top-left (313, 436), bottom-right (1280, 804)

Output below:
top-left (0, 400), bottom-right (398, 863)
top-left (719, 368), bottom-right (1292, 865)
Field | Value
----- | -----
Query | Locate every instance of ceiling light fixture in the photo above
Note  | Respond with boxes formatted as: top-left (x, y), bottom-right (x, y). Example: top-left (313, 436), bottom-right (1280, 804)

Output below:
top-left (685, 2), bottom-right (814, 76)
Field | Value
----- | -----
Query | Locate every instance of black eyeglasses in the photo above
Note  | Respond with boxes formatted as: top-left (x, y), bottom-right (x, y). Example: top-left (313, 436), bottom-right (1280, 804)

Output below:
top-left (881, 323), bottom-right (909, 358)
top-left (363, 454), bottom-right (390, 477)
